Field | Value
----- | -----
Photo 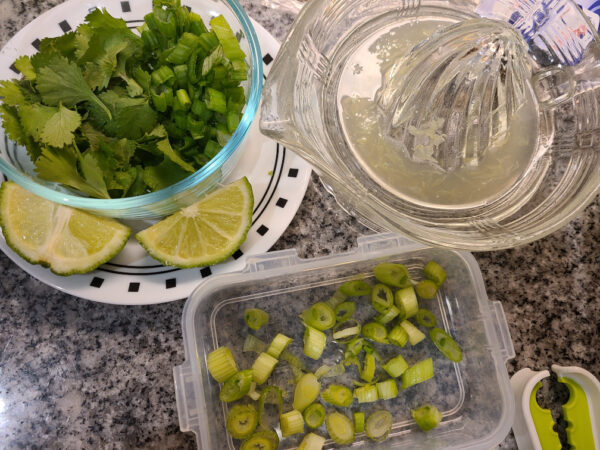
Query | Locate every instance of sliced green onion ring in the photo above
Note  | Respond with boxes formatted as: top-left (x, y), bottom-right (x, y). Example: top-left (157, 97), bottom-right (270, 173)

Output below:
top-left (244, 308), bottom-right (269, 330)
top-left (226, 404), bottom-right (258, 439)
top-left (383, 353), bottom-right (409, 378)
top-left (266, 333), bottom-right (293, 358)
top-left (240, 429), bottom-right (279, 450)
top-left (207, 346), bottom-right (238, 383)
top-left (376, 378), bottom-right (399, 400)
top-left (333, 319), bottom-right (362, 343)
top-left (371, 284), bottom-right (394, 313)
top-left (401, 358), bottom-right (434, 389)
top-left (339, 279), bottom-right (372, 297)
top-left (345, 337), bottom-right (364, 357)
top-left (280, 409), bottom-right (305, 437)
top-left (325, 289), bottom-right (348, 309)
top-left (335, 301), bottom-right (356, 322)
top-left (416, 309), bottom-right (437, 328)
top-left (354, 384), bottom-right (379, 403)
top-left (326, 412), bottom-right (355, 445)
top-left (304, 326), bottom-right (327, 360)
top-left (321, 384), bottom-right (354, 407)
top-left (360, 352), bottom-right (376, 383)
top-left (362, 322), bottom-right (389, 344)
top-left (220, 369), bottom-right (253, 402)
top-left (242, 334), bottom-right (268, 354)
top-left (395, 286), bottom-right (419, 319)
top-left (251, 352), bottom-right (278, 385)
top-left (303, 403), bottom-right (326, 429)
top-left (365, 410), bottom-right (393, 442)
top-left (424, 261), bottom-right (447, 287)
top-left (354, 412), bottom-right (365, 433)
top-left (298, 432), bottom-right (326, 450)
top-left (315, 362), bottom-right (346, 379)
top-left (373, 263), bottom-right (412, 288)
top-left (400, 320), bottom-right (426, 346)
top-left (415, 279), bottom-right (438, 299)
top-left (375, 305), bottom-right (401, 324)
top-left (429, 327), bottom-right (463, 362)
top-left (411, 404), bottom-right (443, 431)
top-left (301, 302), bottom-right (336, 331)
top-left (293, 373), bottom-right (321, 412)
top-left (258, 386), bottom-right (283, 430)
top-left (388, 325), bottom-right (409, 347)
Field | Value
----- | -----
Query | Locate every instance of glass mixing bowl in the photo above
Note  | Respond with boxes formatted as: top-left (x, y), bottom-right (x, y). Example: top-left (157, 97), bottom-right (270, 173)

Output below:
top-left (260, 0), bottom-right (600, 250)
top-left (0, 0), bottom-right (262, 220)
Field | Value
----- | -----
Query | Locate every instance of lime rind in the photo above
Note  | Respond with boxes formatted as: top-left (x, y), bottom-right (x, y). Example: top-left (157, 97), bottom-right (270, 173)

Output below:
top-left (135, 177), bottom-right (254, 268)
top-left (0, 181), bottom-right (131, 276)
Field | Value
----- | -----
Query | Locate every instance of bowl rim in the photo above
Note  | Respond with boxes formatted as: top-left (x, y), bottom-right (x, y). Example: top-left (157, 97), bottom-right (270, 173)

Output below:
top-left (0, 0), bottom-right (263, 211)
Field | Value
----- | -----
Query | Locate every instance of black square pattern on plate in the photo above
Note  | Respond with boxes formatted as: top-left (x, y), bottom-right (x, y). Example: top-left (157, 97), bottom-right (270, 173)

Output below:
top-left (288, 168), bottom-right (299, 178)
top-left (90, 277), bottom-right (104, 288)
top-left (59, 20), bottom-right (72, 33)
top-left (200, 267), bottom-right (212, 278)
top-left (9, 62), bottom-right (19, 74)
top-left (128, 282), bottom-right (140, 292)
top-left (257, 225), bottom-right (269, 236)
top-left (31, 39), bottom-right (41, 50)
top-left (276, 197), bottom-right (288, 208)
top-left (232, 249), bottom-right (243, 260)
top-left (166, 278), bottom-right (177, 289)
top-left (121, 1), bottom-right (131, 12)
top-left (263, 53), bottom-right (273, 65)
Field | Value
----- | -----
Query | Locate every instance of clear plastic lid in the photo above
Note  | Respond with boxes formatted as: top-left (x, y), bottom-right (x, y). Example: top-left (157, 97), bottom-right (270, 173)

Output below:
top-left (174, 233), bottom-right (515, 449)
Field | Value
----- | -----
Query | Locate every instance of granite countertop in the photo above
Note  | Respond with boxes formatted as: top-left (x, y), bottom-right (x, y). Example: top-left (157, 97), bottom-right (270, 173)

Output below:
top-left (0, 1), bottom-right (599, 448)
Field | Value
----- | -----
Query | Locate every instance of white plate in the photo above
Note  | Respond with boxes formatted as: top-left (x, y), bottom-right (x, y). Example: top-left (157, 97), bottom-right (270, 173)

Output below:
top-left (0, 0), bottom-right (311, 305)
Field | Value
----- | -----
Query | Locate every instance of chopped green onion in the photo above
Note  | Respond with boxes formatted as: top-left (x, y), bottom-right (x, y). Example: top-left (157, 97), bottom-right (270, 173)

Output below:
top-left (376, 379), bottom-right (399, 400)
top-left (175, 88), bottom-right (191, 110)
top-left (360, 352), bottom-right (376, 383)
top-left (339, 279), bottom-right (372, 297)
top-left (373, 263), bottom-right (412, 288)
top-left (411, 404), bottom-right (443, 431)
top-left (325, 289), bottom-right (348, 309)
top-left (247, 382), bottom-right (260, 401)
top-left (333, 319), bottom-right (361, 342)
top-left (210, 15), bottom-right (246, 60)
top-left (415, 279), bottom-right (438, 299)
top-left (354, 411), bottom-right (365, 433)
top-left (207, 346), bottom-right (238, 382)
top-left (395, 286), bottom-right (419, 319)
top-left (301, 302), bottom-right (336, 331)
top-left (258, 386), bottom-right (283, 430)
top-left (365, 410), bottom-right (393, 442)
top-left (266, 333), bottom-right (292, 359)
top-left (244, 308), bottom-right (269, 330)
top-left (280, 410), bottom-right (305, 437)
top-left (303, 403), bottom-right (326, 429)
top-left (226, 111), bottom-right (241, 134)
top-left (400, 320), bottom-right (426, 346)
top-left (321, 384), bottom-right (354, 407)
top-left (280, 350), bottom-right (308, 372)
top-left (304, 326), bottom-right (327, 360)
top-left (293, 373), bottom-right (321, 412)
top-left (388, 325), bottom-right (409, 347)
top-left (315, 362), bottom-right (345, 379)
top-left (335, 301), bottom-right (356, 322)
top-left (205, 87), bottom-right (227, 113)
top-left (401, 358), bottom-right (434, 389)
top-left (298, 432), bottom-right (326, 450)
top-left (429, 327), bottom-right (463, 362)
top-left (240, 430), bottom-right (279, 450)
top-left (151, 65), bottom-right (175, 86)
top-left (325, 412), bottom-right (355, 445)
top-left (375, 305), bottom-right (401, 324)
top-left (242, 334), bottom-right (268, 354)
top-left (167, 32), bottom-right (201, 64)
top-left (345, 337), bottom-right (364, 357)
top-left (416, 309), bottom-right (437, 328)
top-left (226, 404), bottom-right (258, 439)
top-left (371, 284), bottom-right (394, 313)
top-left (424, 261), bottom-right (447, 287)
top-left (362, 322), bottom-right (389, 344)
top-left (251, 352), bottom-right (278, 385)
top-left (220, 369), bottom-right (253, 402)
top-left (354, 384), bottom-right (379, 403)
top-left (383, 353), bottom-right (409, 378)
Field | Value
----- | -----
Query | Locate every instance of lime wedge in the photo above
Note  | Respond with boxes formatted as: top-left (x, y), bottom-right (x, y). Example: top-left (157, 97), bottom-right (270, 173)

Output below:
top-left (136, 177), bottom-right (254, 268)
top-left (0, 181), bottom-right (131, 276)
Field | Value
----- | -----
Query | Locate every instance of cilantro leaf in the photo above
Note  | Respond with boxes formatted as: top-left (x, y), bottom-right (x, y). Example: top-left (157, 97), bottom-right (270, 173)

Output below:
top-left (35, 54), bottom-right (112, 119)
top-left (14, 56), bottom-right (36, 81)
top-left (79, 151), bottom-right (110, 198)
top-left (0, 104), bottom-right (42, 161)
top-left (18, 104), bottom-right (57, 142)
top-left (155, 138), bottom-right (195, 173)
top-left (35, 147), bottom-right (110, 199)
top-left (41, 104), bottom-right (82, 148)
top-left (143, 158), bottom-right (191, 192)
top-left (0, 80), bottom-right (26, 106)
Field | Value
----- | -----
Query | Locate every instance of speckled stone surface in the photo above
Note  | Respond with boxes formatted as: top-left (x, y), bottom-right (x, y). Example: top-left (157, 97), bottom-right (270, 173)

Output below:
top-left (0, 1), bottom-right (599, 449)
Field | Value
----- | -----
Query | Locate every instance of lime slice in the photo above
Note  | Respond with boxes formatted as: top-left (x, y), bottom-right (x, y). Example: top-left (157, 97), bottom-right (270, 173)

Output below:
top-left (0, 181), bottom-right (131, 276)
top-left (136, 177), bottom-right (254, 268)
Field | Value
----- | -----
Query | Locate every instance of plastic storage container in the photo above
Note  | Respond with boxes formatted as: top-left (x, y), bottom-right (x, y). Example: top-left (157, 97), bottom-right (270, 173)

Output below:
top-left (173, 233), bottom-right (515, 449)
